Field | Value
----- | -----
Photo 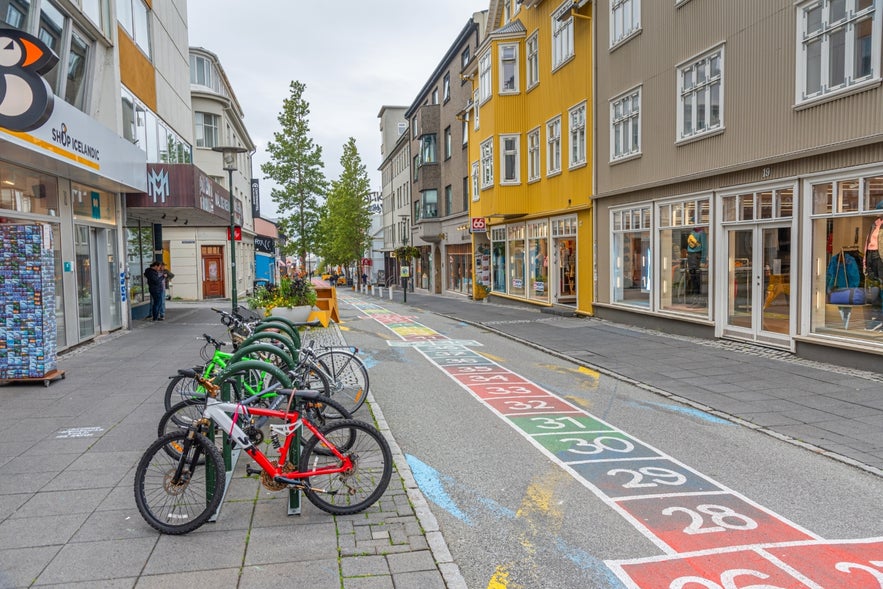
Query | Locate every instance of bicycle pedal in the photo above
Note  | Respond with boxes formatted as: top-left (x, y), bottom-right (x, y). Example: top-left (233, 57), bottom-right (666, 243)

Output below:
top-left (245, 464), bottom-right (262, 476)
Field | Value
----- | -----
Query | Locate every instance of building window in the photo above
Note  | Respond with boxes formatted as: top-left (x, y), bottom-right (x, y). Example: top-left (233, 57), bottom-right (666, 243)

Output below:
top-left (528, 128), bottom-right (541, 182)
top-left (479, 51), bottom-right (492, 102)
top-left (526, 32), bottom-right (539, 89)
top-left (445, 185), bottom-right (453, 216)
top-left (195, 112), bottom-right (220, 148)
top-left (413, 155), bottom-right (419, 181)
top-left (4, 3), bottom-right (25, 28)
top-left (611, 87), bottom-right (641, 160)
top-left (432, 87), bottom-right (439, 104)
top-left (480, 139), bottom-right (494, 189)
top-left (612, 205), bottom-right (652, 307)
top-left (473, 90), bottom-right (480, 130)
top-left (412, 117), bottom-right (417, 138)
top-left (568, 102), bottom-right (587, 168)
top-left (462, 120), bottom-right (469, 146)
top-left (421, 189), bottom-right (438, 219)
top-left (611, 0), bottom-right (641, 48)
top-left (190, 54), bottom-right (226, 95)
top-left (117, 0), bottom-right (151, 58)
top-left (472, 162), bottom-right (480, 201)
top-left (444, 127), bottom-right (452, 160)
top-left (122, 86), bottom-right (191, 163)
top-left (658, 197), bottom-right (711, 314)
top-left (546, 116), bottom-right (562, 175)
top-left (552, 2), bottom-right (575, 69)
top-left (678, 45), bottom-right (724, 141)
top-left (798, 0), bottom-right (880, 102)
top-left (500, 43), bottom-right (519, 93)
top-left (463, 177), bottom-right (469, 209)
top-left (421, 134), bottom-right (437, 164)
top-left (462, 47), bottom-right (471, 69)
top-left (443, 73), bottom-right (451, 102)
top-left (501, 134), bottom-right (520, 184)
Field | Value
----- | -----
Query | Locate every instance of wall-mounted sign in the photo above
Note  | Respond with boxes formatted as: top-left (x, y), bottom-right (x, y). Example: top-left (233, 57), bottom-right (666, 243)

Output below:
top-left (0, 28), bottom-right (59, 132)
top-left (471, 217), bottom-right (486, 233)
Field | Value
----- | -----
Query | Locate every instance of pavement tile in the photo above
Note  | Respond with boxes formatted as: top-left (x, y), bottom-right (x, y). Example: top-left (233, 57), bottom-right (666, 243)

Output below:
top-left (70, 508), bottom-right (159, 542)
top-left (0, 546), bottom-right (62, 587)
top-left (0, 512), bottom-right (88, 549)
top-left (35, 537), bottom-right (156, 585)
top-left (134, 568), bottom-right (239, 588)
top-left (142, 529), bottom-right (246, 575)
top-left (11, 488), bottom-right (110, 518)
top-left (343, 575), bottom-right (395, 589)
top-left (391, 569), bottom-right (447, 589)
top-left (387, 549), bottom-right (437, 573)
top-left (244, 521), bottom-right (337, 565)
top-left (341, 554), bottom-right (390, 577)
top-left (240, 560), bottom-right (339, 589)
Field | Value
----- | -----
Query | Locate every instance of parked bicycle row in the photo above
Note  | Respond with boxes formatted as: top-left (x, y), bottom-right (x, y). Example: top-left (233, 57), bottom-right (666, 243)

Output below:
top-left (133, 306), bottom-right (392, 535)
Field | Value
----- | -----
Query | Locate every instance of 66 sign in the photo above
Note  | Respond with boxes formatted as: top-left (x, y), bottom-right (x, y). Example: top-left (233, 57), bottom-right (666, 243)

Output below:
top-left (471, 217), bottom-right (486, 233)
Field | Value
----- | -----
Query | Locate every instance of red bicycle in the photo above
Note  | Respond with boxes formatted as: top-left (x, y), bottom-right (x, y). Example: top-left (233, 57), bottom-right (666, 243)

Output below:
top-left (134, 369), bottom-right (392, 535)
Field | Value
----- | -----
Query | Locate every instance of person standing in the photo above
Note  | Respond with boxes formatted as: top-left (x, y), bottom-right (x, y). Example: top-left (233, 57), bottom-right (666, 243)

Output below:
top-left (144, 262), bottom-right (164, 321)
top-left (159, 263), bottom-right (174, 320)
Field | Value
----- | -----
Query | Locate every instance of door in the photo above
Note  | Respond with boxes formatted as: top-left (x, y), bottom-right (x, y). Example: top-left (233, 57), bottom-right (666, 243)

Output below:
top-left (75, 225), bottom-right (98, 341)
top-left (202, 246), bottom-right (224, 298)
top-left (722, 224), bottom-right (792, 347)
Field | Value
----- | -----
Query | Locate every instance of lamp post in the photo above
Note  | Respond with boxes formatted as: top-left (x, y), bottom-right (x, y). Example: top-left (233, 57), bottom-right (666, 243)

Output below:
top-left (213, 145), bottom-right (248, 311)
top-left (399, 215), bottom-right (410, 303)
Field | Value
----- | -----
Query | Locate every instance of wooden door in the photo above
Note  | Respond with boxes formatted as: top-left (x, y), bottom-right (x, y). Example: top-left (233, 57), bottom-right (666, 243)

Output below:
top-left (202, 246), bottom-right (224, 298)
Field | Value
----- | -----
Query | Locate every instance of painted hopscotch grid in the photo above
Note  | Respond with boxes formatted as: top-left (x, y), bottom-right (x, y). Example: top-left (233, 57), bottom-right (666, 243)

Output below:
top-left (344, 297), bottom-right (882, 587)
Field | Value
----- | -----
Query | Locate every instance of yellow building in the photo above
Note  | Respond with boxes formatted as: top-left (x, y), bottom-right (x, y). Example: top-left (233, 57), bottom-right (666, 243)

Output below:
top-left (465, 0), bottom-right (593, 312)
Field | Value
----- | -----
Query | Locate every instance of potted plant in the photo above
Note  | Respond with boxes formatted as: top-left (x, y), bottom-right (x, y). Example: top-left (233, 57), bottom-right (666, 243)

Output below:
top-left (247, 276), bottom-right (317, 321)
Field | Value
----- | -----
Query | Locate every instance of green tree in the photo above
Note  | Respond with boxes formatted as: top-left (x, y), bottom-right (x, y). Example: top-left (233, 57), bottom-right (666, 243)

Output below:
top-left (318, 138), bottom-right (372, 281)
top-left (261, 80), bottom-right (327, 269)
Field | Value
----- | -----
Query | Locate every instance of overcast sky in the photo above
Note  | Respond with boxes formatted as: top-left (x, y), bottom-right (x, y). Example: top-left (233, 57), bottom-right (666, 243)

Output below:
top-left (186, 0), bottom-right (485, 218)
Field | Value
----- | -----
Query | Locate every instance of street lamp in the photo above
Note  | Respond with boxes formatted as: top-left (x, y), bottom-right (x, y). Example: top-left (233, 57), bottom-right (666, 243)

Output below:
top-left (399, 215), bottom-right (410, 303)
top-left (212, 145), bottom-right (248, 311)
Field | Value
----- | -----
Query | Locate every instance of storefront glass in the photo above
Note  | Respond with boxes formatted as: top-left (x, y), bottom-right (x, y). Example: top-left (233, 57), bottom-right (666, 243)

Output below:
top-left (658, 197), bottom-right (710, 314)
top-left (491, 227), bottom-right (507, 293)
top-left (810, 172), bottom-right (883, 341)
top-left (126, 224), bottom-right (154, 304)
top-left (612, 205), bottom-right (651, 307)
top-left (72, 183), bottom-right (116, 224)
top-left (446, 244), bottom-right (472, 294)
top-left (0, 162), bottom-right (59, 217)
top-left (552, 216), bottom-right (577, 304)
top-left (527, 221), bottom-right (549, 302)
top-left (507, 224), bottom-right (526, 297)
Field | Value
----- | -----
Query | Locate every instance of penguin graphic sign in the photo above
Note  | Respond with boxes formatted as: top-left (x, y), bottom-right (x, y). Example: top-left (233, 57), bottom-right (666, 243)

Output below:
top-left (0, 28), bottom-right (59, 132)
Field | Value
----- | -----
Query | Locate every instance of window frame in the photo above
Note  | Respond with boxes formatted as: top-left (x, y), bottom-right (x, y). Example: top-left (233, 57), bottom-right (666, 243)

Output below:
top-left (195, 111), bottom-right (220, 148)
top-left (676, 44), bottom-right (725, 143)
top-left (528, 127), bottom-right (541, 182)
top-left (500, 134), bottom-right (521, 185)
top-left (499, 42), bottom-right (519, 94)
top-left (568, 101), bottom-right (587, 169)
top-left (551, 2), bottom-right (575, 70)
top-left (546, 116), bottom-right (562, 176)
top-left (610, 86), bottom-right (642, 162)
top-left (610, 0), bottom-right (642, 49)
top-left (480, 138), bottom-right (494, 189)
top-left (526, 31), bottom-right (539, 90)
top-left (796, 0), bottom-right (881, 105)
top-left (479, 50), bottom-right (492, 103)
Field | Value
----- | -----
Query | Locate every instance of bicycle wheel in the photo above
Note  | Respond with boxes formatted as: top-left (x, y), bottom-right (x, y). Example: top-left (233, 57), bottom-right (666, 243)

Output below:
top-left (287, 394), bottom-right (353, 461)
top-left (315, 349), bottom-right (369, 417)
top-left (134, 430), bottom-right (225, 535)
top-left (163, 374), bottom-right (204, 412)
top-left (157, 399), bottom-right (207, 459)
top-left (298, 419), bottom-right (391, 515)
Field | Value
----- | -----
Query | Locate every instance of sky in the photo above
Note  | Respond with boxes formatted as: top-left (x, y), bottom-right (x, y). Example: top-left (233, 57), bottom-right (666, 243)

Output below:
top-left (186, 0), bottom-right (486, 219)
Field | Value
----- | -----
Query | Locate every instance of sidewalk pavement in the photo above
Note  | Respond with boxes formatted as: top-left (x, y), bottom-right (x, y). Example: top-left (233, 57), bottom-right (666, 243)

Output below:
top-left (0, 301), bottom-right (464, 589)
top-left (362, 286), bottom-right (883, 477)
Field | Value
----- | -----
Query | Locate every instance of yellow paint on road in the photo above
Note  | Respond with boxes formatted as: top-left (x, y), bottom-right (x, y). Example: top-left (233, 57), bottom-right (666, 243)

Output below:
top-left (478, 351), bottom-right (506, 363)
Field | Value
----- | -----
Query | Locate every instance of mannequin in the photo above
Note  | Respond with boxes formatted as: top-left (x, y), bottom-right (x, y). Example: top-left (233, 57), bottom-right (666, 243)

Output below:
top-left (865, 206), bottom-right (883, 285)
top-left (686, 227), bottom-right (707, 306)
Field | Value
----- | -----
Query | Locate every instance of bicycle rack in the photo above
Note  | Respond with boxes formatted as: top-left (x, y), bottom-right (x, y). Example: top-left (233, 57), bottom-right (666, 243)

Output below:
top-left (210, 360), bottom-right (301, 517)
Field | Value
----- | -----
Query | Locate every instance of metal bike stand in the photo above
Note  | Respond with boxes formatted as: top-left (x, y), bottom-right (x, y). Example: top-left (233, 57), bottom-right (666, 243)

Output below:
top-left (209, 380), bottom-right (242, 522)
top-left (287, 425), bottom-right (301, 515)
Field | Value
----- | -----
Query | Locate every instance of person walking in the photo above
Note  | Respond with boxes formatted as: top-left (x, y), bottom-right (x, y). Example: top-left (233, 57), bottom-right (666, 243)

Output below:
top-left (144, 262), bottom-right (164, 321)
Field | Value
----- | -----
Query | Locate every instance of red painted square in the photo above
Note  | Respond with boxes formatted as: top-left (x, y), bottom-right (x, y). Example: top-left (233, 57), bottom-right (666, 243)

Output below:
top-left (484, 395), bottom-right (576, 415)
top-left (469, 383), bottom-right (547, 399)
top-left (441, 365), bottom-right (502, 375)
top-left (765, 539), bottom-right (883, 589)
top-left (617, 493), bottom-right (814, 553)
top-left (449, 372), bottom-right (529, 386)
top-left (613, 549), bottom-right (815, 589)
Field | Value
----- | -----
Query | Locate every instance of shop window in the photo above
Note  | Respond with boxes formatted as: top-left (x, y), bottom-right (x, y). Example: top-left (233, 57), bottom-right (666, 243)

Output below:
top-left (507, 224), bottom-right (526, 297)
top-left (72, 183), bottom-right (115, 224)
top-left (612, 205), bottom-right (652, 307)
top-left (528, 221), bottom-right (549, 302)
top-left (0, 162), bottom-right (59, 217)
top-left (658, 197), bottom-right (710, 314)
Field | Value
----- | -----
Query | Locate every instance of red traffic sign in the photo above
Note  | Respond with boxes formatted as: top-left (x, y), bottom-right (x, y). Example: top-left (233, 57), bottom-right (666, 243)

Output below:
top-left (471, 217), bottom-right (486, 233)
top-left (226, 225), bottom-right (242, 241)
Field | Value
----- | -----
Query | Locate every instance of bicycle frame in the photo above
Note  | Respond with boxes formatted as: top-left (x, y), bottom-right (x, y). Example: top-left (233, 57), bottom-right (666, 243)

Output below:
top-left (201, 397), bottom-right (352, 481)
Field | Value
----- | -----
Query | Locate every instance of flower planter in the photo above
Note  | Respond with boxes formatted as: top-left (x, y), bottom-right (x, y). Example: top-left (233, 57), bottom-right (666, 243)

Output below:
top-left (270, 306), bottom-right (313, 323)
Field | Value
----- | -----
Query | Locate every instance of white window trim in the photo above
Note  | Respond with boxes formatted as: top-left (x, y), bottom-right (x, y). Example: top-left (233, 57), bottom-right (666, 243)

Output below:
top-left (568, 101), bottom-right (587, 169)
top-left (610, 86), bottom-right (641, 162)
top-left (480, 138), bottom-right (494, 189)
top-left (546, 115), bottom-right (562, 176)
top-left (676, 43), bottom-right (725, 143)
top-left (610, 0), bottom-right (642, 49)
top-left (500, 134), bottom-right (521, 185)
top-left (526, 31), bottom-right (539, 90)
top-left (479, 51), bottom-right (492, 104)
top-left (795, 0), bottom-right (882, 106)
top-left (551, 1), bottom-right (575, 70)
top-left (499, 43), bottom-right (520, 94)
top-left (471, 162), bottom-right (480, 201)
top-left (527, 127), bottom-right (541, 182)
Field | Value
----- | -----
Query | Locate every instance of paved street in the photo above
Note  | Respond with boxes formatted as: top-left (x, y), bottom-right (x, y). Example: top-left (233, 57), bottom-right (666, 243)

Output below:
top-left (0, 288), bottom-right (880, 587)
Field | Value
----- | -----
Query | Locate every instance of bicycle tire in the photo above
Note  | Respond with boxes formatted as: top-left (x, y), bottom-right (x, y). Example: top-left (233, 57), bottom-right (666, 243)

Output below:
top-left (157, 398), bottom-right (208, 460)
top-left (134, 430), bottom-right (225, 535)
top-left (314, 349), bottom-right (369, 417)
top-left (298, 419), bottom-right (392, 515)
top-left (163, 374), bottom-right (204, 412)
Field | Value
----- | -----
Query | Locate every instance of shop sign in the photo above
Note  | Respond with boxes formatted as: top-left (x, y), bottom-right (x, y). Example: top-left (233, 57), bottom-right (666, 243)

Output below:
top-left (0, 28), bottom-right (58, 132)
top-left (471, 217), bottom-right (486, 233)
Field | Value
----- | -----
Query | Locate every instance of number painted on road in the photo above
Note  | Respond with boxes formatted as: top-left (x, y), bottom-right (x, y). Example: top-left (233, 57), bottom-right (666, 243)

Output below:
top-left (834, 560), bottom-right (883, 587)
top-left (530, 416), bottom-right (588, 429)
top-left (669, 568), bottom-right (784, 589)
top-left (503, 400), bottom-right (557, 411)
top-left (484, 385), bottom-right (536, 395)
top-left (607, 466), bottom-right (688, 489)
top-left (662, 505), bottom-right (758, 535)
top-left (561, 435), bottom-right (635, 455)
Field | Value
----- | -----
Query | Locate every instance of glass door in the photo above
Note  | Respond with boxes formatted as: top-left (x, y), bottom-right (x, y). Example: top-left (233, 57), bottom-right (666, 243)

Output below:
top-left (723, 224), bottom-right (792, 347)
top-left (75, 225), bottom-right (98, 341)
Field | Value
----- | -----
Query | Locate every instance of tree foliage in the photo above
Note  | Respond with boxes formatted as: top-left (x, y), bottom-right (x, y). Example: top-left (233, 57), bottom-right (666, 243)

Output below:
top-left (318, 138), bottom-right (372, 273)
top-left (261, 80), bottom-right (326, 268)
